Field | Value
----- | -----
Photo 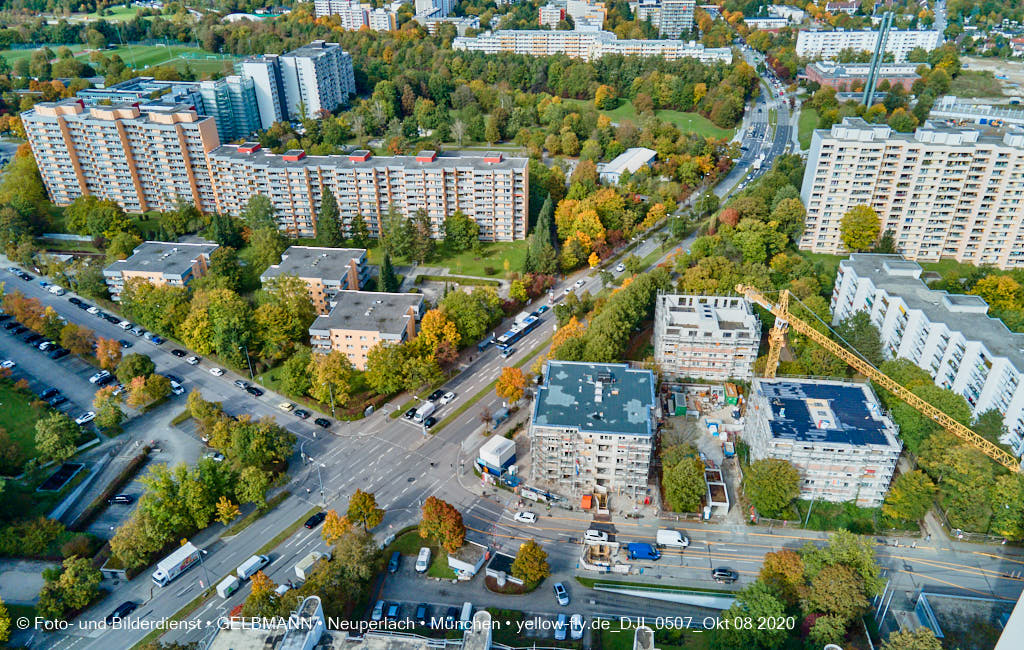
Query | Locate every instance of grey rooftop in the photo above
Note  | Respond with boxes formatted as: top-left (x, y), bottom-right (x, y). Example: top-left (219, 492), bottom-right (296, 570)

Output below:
top-left (532, 361), bottom-right (656, 437)
top-left (260, 246), bottom-right (366, 282)
top-left (104, 240), bottom-right (218, 277)
top-left (310, 291), bottom-right (423, 335)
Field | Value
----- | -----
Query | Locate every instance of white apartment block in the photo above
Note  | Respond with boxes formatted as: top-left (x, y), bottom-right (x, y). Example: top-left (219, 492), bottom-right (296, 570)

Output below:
top-left (415, 0), bottom-right (455, 17)
top-left (206, 145), bottom-right (528, 241)
top-left (452, 30), bottom-right (732, 63)
top-left (745, 378), bottom-right (901, 507)
top-left (768, 4), bottom-right (805, 23)
top-left (238, 55), bottom-right (286, 129)
top-left (566, 0), bottom-right (607, 28)
top-left (279, 41), bottom-right (355, 117)
top-left (653, 294), bottom-right (761, 381)
top-left (539, 4), bottom-right (565, 28)
top-left (420, 14), bottom-right (480, 35)
top-left (368, 8), bottom-right (396, 30)
top-left (800, 118), bottom-right (1024, 269)
top-left (795, 29), bottom-right (941, 62)
top-left (744, 17), bottom-right (788, 30)
top-left (831, 254), bottom-right (1024, 456)
top-left (530, 361), bottom-right (657, 499)
top-left (314, 0), bottom-right (395, 30)
top-left (629, 0), bottom-right (694, 38)
top-left (22, 99), bottom-right (220, 213)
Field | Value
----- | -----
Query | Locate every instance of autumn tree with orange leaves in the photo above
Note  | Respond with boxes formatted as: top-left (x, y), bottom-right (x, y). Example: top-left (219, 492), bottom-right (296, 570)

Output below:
top-left (420, 496), bottom-right (465, 553)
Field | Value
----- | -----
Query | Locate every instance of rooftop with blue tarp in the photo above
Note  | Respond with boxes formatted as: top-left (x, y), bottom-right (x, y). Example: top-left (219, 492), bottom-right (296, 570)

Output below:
top-left (756, 379), bottom-right (893, 446)
top-left (532, 361), bottom-right (656, 437)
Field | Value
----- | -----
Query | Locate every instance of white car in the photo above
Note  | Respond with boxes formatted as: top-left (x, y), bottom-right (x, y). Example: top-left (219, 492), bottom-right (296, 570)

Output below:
top-left (278, 402), bottom-right (294, 412)
top-left (209, 367), bottom-right (225, 376)
top-left (563, 286), bottom-right (572, 294)
top-left (514, 511), bottom-right (537, 524)
top-left (204, 452), bottom-right (225, 462)
top-left (185, 356), bottom-right (200, 366)
top-left (574, 279), bottom-right (585, 287)
top-left (86, 307), bottom-right (100, 315)
top-left (88, 370), bottom-right (111, 384)
top-left (75, 411), bottom-right (96, 425)
top-left (570, 614), bottom-right (584, 640)
top-left (0, 360), bottom-right (14, 369)
top-left (440, 391), bottom-right (456, 405)
top-left (118, 320), bottom-right (133, 330)
top-left (615, 263), bottom-right (625, 273)
top-left (583, 529), bottom-right (608, 543)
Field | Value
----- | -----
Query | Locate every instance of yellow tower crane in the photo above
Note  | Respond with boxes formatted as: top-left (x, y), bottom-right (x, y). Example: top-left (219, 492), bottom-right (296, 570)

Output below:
top-left (736, 284), bottom-right (1021, 473)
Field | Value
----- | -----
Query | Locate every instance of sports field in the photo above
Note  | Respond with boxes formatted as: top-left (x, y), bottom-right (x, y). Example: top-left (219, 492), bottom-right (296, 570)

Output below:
top-left (0, 43), bottom-right (239, 75)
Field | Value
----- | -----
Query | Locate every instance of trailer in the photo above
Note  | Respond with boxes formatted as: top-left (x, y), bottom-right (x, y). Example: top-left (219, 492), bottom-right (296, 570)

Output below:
top-left (152, 542), bottom-right (201, 587)
top-left (295, 551), bottom-right (330, 581)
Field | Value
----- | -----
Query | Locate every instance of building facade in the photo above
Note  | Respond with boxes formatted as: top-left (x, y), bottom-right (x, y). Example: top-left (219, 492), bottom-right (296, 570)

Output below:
top-left (76, 76), bottom-right (204, 109)
top-left (419, 14), bottom-right (480, 35)
top-left (260, 246), bottom-right (369, 314)
top-left (539, 4), bottom-right (565, 27)
top-left (598, 147), bottom-right (657, 184)
top-left (658, 0), bottom-right (695, 38)
top-left (653, 294), bottom-right (760, 381)
top-left (238, 54), bottom-right (287, 130)
top-left (831, 254), bottom-right (1024, 455)
top-left (745, 378), bottom-right (901, 507)
top-left (279, 41), bottom-right (355, 117)
top-left (800, 118), bottom-right (1024, 269)
top-left (207, 145), bottom-right (529, 240)
top-left (198, 76), bottom-right (262, 142)
top-left (22, 100), bottom-right (221, 213)
top-left (308, 291), bottom-right (424, 369)
top-left (803, 61), bottom-right (921, 92)
top-left (795, 29), bottom-right (941, 62)
top-left (103, 240), bottom-right (219, 301)
top-left (452, 29), bottom-right (731, 63)
top-left (530, 361), bottom-right (657, 499)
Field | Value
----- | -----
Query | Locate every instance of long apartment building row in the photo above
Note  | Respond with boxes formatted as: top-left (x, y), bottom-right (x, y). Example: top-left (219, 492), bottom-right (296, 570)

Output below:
top-left (831, 254), bottom-right (1024, 456)
top-left (452, 29), bottom-right (732, 63)
top-left (631, 0), bottom-right (696, 39)
top-left (795, 28), bottom-right (942, 62)
top-left (22, 100), bottom-right (530, 241)
top-left (800, 118), bottom-right (1024, 270)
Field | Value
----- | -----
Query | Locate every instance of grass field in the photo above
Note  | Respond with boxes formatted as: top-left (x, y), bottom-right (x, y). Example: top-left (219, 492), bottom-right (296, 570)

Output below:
top-left (365, 240), bottom-right (529, 278)
top-left (797, 107), bottom-right (819, 150)
top-left (564, 98), bottom-right (735, 139)
top-left (949, 70), bottom-right (1004, 98)
top-left (0, 42), bottom-right (238, 76)
top-left (0, 44), bottom-right (86, 65)
top-left (0, 380), bottom-right (46, 470)
top-left (81, 4), bottom-right (144, 21)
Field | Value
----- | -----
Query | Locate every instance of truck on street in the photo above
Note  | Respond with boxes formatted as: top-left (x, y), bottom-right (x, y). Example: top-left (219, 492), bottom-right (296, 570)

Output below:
top-left (295, 551), bottom-right (331, 581)
top-left (152, 542), bottom-right (202, 587)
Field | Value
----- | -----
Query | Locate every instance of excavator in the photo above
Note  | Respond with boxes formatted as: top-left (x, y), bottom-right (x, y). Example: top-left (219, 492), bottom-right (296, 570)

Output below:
top-left (735, 284), bottom-right (1021, 473)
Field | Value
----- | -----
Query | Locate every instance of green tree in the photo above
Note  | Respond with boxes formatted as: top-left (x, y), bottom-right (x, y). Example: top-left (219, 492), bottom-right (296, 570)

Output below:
top-left (803, 563), bottom-right (869, 623)
top-left (35, 413), bottom-right (80, 462)
top-left (440, 288), bottom-right (502, 343)
top-left (443, 211), bottom-right (480, 252)
top-left (715, 581), bottom-right (788, 649)
top-left (349, 214), bottom-right (371, 248)
top-left (205, 211), bottom-right (244, 248)
top-left (215, 496), bottom-right (240, 525)
top-left (0, 596), bottom-right (10, 643)
top-left (840, 205), bottom-right (881, 252)
top-left (37, 556), bottom-right (102, 620)
top-left (228, 417), bottom-right (296, 470)
top-left (419, 496), bottom-right (465, 553)
top-left (248, 225), bottom-right (287, 275)
top-left (835, 311), bottom-right (885, 367)
top-left (409, 209), bottom-right (434, 264)
top-left (240, 194), bottom-right (276, 230)
top-left (662, 456), bottom-right (706, 513)
top-left (237, 466), bottom-right (272, 506)
top-left (380, 207), bottom-right (412, 259)
top-left (881, 627), bottom-right (942, 650)
top-left (116, 352), bottom-right (156, 385)
top-left (377, 253), bottom-right (400, 292)
top-left (316, 188), bottom-right (344, 247)
top-left (759, 549), bottom-right (806, 607)
top-left (808, 615), bottom-right (847, 647)
top-left (882, 470), bottom-right (936, 522)
top-left (106, 230), bottom-right (142, 263)
top-left (279, 348), bottom-right (313, 397)
top-left (347, 489), bottom-right (385, 531)
top-left (511, 539), bottom-right (550, 584)
top-left (365, 342), bottom-right (409, 394)
top-left (801, 529), bottom-right (884, 598)
top-left (63, 196), bottom-right (131, 239)
top-left (306, 351), bottom-right (355, 408)
top-left (987, 474), bottom-right (1024, 540)
top-left (743, 459), bottom-right (800, 518)
top-left (92, 386), bottom-right (126, 431)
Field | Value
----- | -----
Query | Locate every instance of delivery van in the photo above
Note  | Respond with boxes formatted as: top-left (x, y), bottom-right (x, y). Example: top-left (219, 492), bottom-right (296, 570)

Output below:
top-left (656, 529), bottom-right (689, 548)
top-left (236, 554), bottom-right (270, 580)
top-left (216, 575), bottom-right (240, 599)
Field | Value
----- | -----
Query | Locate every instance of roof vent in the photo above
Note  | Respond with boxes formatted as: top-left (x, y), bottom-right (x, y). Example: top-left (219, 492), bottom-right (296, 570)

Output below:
top-left (415, 150), bottom-right (437, 163)
top-left (283, 149), bottom-right (305, 162)
top-left (349, 149), bottom-right (372, 162)
top-left (483, 151), bottom-right (503, 163)
top-left (238, 142), bottom-right (261, 154)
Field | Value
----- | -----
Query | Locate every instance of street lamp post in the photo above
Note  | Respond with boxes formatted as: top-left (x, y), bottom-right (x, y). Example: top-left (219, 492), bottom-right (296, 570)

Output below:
top-left (239, 343), bottom-right (254, 381)
top-left (197, 548), bottom-right (212, 591)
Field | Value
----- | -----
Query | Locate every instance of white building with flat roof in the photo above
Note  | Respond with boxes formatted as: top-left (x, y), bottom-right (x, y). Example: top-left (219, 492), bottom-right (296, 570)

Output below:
top-left (796, 29), bottom-right (941, 62)
top-left (800, 117), bottom-right (1024, 269)
top-left (832, 254), bottom-right (1024, 456)
top-left (598, 147), bottom-right (657, 184)
top-left (745, 378), bottom-right (901, 507)
top-left (452, 30), bottom-right (731, 63)
top-left (653, 294), bottom-right (761, 381)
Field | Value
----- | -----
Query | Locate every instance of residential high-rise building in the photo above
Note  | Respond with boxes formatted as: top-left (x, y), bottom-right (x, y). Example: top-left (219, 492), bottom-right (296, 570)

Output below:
top-left (800, 117), bottom-right (1024, 269)
top-left (452, 29), bottom-right (732, 63)
top-left (539, 4), bottom-right (566, 27)
top-left (103, 240), bottom-right (219, 301)
top-left (22, 99), bottom-right (220, 213)
top-left (795, 29), bottom-right (941, 62)
top-left (238, 54), bottom-right (287, 129)
top-left (653, 294), bottom-right (760, 381)
top-left (367, 7), bottom-right (396, 30)
top-left (76, 77), bottom-right (204, 109)
top-left (658, 0), bottom-right (695, 38)
top-left (530, 361), bottom-right (657, 499)
top-left (309, 291), bottom-right (425, 369)
top-left (419, 14), bottom-right (480, 35)
top-left (279, 41), bottom-right (355, 118)
top-left (198, 76), bottom-right (262, 142)
top-left (206, 146), bottom-right (529, 241)
top-left (744, 378), bottom-right (901, 507)
top-left (314, 0), bottom-right (367, 25)
top-left (415, 0), bottom-right (455, 17)
top-left (831, 254), bottom-right (1024, 456)
top-left (260, 246), bottom-right (370, 314)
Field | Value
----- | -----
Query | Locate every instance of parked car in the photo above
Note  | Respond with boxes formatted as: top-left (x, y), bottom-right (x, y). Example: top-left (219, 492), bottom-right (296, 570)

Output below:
top-left (49, 348), bottom-right (69, 360)
top-left (89, 370), bottom-right (111, 384)
top-left (385, 602), bottom-right (400, 620)
top-left (554, 614), bottom-right (568, 641)
top-left (404, 407), bottom-right (417, 420)
top-left (94, 374), bottom-right (114, 387)
top-left (583, 529), bottom-right (608, 543)
top-left (314, 417), bottom-right (331, 428)
top-left (514, 511), bottom-right (537, 524)
top-left (203, 452), bottom-right (224, 462)
top-left (170, 349), bottom-right (187, 357)
top-left (118, 320), bottom-right (132, 330)
top-left (500, 347), bottom-right (515, 359)
top-left (48, 395), bottom-right (67, 407)
top-left (24, 333), bottom-right (43, 345)
top-left (423, 416), bottom-right (437, 429)
top-left (415, 603), bottom-right (430, 626)
top-left (537, 305), bottom-right (550, 314)
top-left (387, 551), bottom-right (401, 573)
top-left (38, 341), bottom-right (56, 352)
top-left (575, 279), bottom-right (585, 287)
top-left (245, 386), bottom-right (264, 397)
top-left (164, 374), bottom-right (183, 384)
top-left (570, 614), bottom-right (584, 640)
top-left (304, 512), bottom-right (326, 529)
top-left (75, 411), bottom-right (96, 425)
top-left (553, 582), bottom-right (569, 606)
top-left (440, 391), bottom-right (456, 405)
top-left (615, 263), bottom-right (626, 273)
top-left (415, 547), bottom-right (431, 573)
top-left (278, 402), bottom-right (294, 412)
top-left (150, 336), bottom-right (165, 345)
top-left (39, 388), bottom-right (59, 400)
top-left (293, 409), bottom-right (310, 420)
top-left (185, 356), bottom-right (200, 365)
top-left (234, 379), bottom-right (249, 389)
top-left (712, 567), bottom-right (739, 584)
top-left (104, 314), bottom-right (121, 325)
top-left (108, 494), bottom-right (134, 505)
top-left (428, 389), bottom-right (445, 402)
top-left (371, 600), bottom-right (385, 622)
top-left (209, 367), bottom-right (224, 376)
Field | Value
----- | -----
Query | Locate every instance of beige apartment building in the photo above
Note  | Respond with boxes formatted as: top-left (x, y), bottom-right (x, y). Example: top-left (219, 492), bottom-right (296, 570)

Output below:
top-left (801, 117), bottom-right (1024, 269)
top-left (308, 291), bottom-right (424, 369)
top-left (260, 246), bottom-right (370, 314)
top-left (103, 240), bottom-right (219, 301)
top-left (206, 145), bottom-right (529, 241)
top-left (452, 29), bottom-right (731, 63)
top-left (653, 294), bottom-right (761, 381)
top-left (21, 99), bottom-right (221, 213)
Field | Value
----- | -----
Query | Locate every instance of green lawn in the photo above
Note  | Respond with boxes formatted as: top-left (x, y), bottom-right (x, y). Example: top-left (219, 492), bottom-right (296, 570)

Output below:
top-left (1, 42), bottom-right (238, 76)
top-left (382, 529), bottom-right (454, 578)
top-left (0, 380), bottom-right (47, 471)
top-left (564, 98), bottom-right (735, 139)
top-left (0, 44), bottom-right (86, 65)
top-left (365, 240), bottom-right (528, 279)
top-left (798, 250), bottom-right (843, 278)
top-left (81, 4), bottom-right (144, 21)
top-left (798, 107), bottom-right (819, 150)
top-left (949, 70), bottom-right (1004, 98)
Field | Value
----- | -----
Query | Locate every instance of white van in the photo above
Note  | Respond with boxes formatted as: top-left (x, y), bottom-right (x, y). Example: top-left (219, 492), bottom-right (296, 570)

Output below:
top-left (236, 554), bottom-right (270, 580)
top-left (459, 602), bottom-right (473, 629)
top-left (413, 402), bottom-right (436, 423)
top-left (216, 575), bottom-right (240, 599)
top-left (656, 529), bottom-right (689, 548)
top-left (415, 547), bottom-right (431, 573)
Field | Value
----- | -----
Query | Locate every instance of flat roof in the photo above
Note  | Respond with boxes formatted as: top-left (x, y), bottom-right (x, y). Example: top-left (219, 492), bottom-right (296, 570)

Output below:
top-left (260, 246), bottom-right (366, 283)
top-left (283, 40), bottom-right (343, 58)
top-left (600, 147), bottom-right (657, 176)
top-left (532, 361), bottom-right (656, 437)
top-left (842, 254), bottom-right (1024, 369)
top-left (753, 378), bottom-right (899, 448)
top-left (104, 240), bottom-right (218, 277)
top-left (209, 144), bottom-right (528, 172)
top-left (658, 294), bottom-right (759, 332)
top-left (310, 291), bottom-right (423, 336)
